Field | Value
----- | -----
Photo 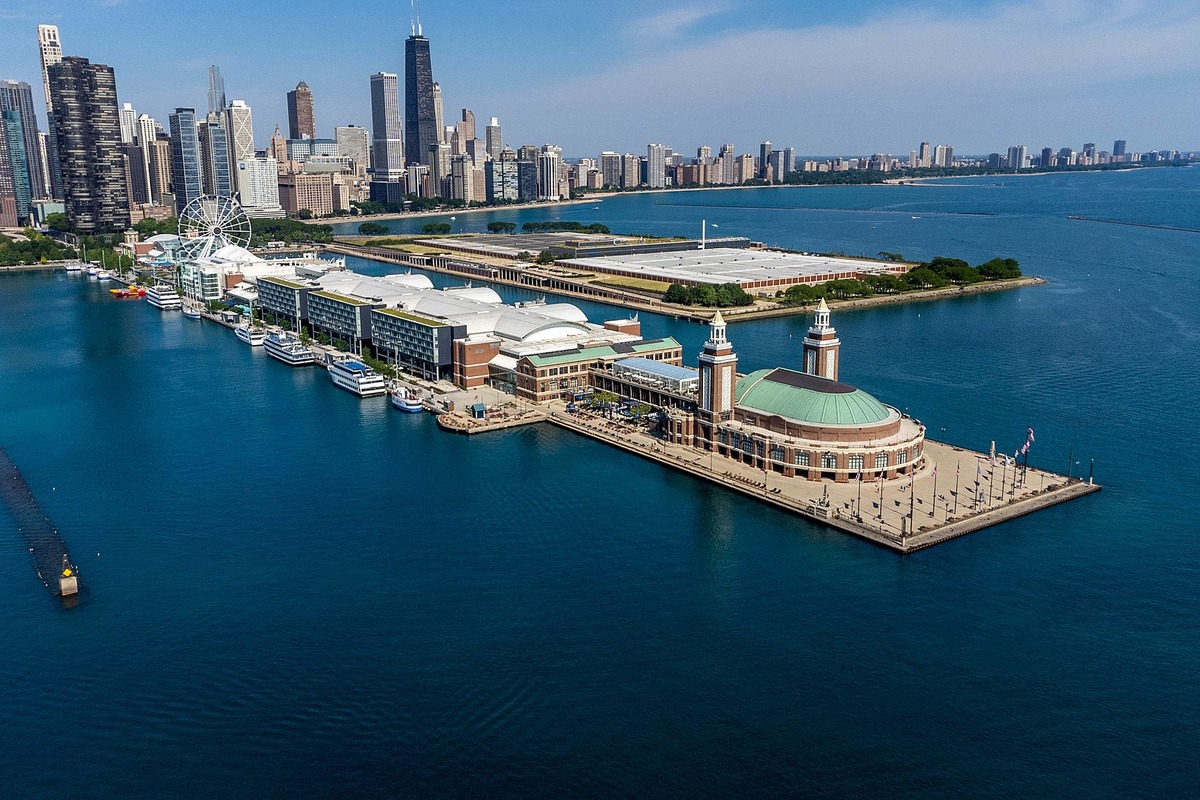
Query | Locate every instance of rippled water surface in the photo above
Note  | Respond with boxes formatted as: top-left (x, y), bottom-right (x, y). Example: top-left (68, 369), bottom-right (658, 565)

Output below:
top-left (2, 168), bottom-right (1199, 798)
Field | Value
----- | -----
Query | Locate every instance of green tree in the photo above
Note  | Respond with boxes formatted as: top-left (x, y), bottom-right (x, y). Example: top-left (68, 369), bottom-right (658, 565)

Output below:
top-left (297, 209), bottom-right (314, 220)
top-left (977, 257), bottom-right (1022, 279)
top-left (487, 221), bottom-right (517, 234)
top-left (515, 251), bottom-right (534, 261)
top-left (536, 249), bottom-right (556, 264)
top-left (44, 212), bottom-right (69, 231)
top-left (421, 222), bottom-right (452, 235)
top-left (905, 267), bottom-right (947, 289)
top-left (358, 222), bottom-right (388, 235)
top-left (663, 283), bottom-right (691, 304)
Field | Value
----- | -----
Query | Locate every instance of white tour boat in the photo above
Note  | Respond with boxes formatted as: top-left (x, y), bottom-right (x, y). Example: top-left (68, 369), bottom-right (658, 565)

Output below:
top-left (263, 331), bottom-right (316, 366)
top-left (145, 285), bottom-right (183, 310)
top-left (234, 323), bottom-right (266, 346)
top-left (327, 358), bottom-right (388, 398)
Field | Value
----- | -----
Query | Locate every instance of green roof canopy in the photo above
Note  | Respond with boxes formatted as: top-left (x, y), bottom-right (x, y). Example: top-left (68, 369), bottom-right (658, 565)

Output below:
top-left (735, 368), bottom-right (892, 426)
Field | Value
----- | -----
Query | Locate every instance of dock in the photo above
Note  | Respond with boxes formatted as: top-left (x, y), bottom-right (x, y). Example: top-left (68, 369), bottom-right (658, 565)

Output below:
top-left (543, 406), bottom-right (1099, 553)
top-left (0, 447), bottom-right (80, 599)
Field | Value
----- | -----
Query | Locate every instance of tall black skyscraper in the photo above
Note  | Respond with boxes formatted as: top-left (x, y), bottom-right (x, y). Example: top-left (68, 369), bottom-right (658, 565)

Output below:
top-left (404, 21), bottom-right (437, 168)
top-left (47, 56), bottom-right (129, 233)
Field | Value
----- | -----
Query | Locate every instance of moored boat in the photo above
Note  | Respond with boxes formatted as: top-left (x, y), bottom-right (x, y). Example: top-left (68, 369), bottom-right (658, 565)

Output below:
top-left (234, 323), bottom-right (266, 346)
top-left (391, 388), bottom-right (425, 413)
top-left (145, 285), bottom-right (182, 310)
top-left (328, 358), bottom-right (388, 397)
top-left (182, 303), bottom-right (201, 319)
top-left (263, 331), bottom-right (315, 366)
top-left (96, 270), bottom-right (111, 281)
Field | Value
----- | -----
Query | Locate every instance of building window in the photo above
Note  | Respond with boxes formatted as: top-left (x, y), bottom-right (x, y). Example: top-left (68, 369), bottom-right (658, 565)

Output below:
top-left (875, 453), bottom-right (887, 469)
top-left (795, 452), bottom-right (809, 467)
top-left (897, 449), bottom-right (908, 464)
top-left (848, 454), bottom-right (864, 471)
top-left (821, 453), bottom-right (837, 469)
top-left (771, 445), bottom-right (784, 462)
top-left (742, 439), bottom-right (754, 454)
top-left (717, 431), bottom-right (728, 444)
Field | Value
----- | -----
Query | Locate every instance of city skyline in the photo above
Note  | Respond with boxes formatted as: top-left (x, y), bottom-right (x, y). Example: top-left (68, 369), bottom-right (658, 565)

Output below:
top-left (0, 0), bottom-right (1196, 157)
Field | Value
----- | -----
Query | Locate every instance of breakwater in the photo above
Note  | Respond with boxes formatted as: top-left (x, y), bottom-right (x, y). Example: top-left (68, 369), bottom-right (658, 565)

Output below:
top-left (0, 447), bottom-right (80, 598)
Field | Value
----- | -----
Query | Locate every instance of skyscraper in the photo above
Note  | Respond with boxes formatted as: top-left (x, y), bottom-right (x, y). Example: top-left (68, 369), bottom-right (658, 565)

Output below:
top-left (116, 102), bottom-right (136, 144)
top-left (432, 83), bottom-right (444, 144)
top-left (37, 24), bottom-right (64, 199)
top-left (759, 141), bottom-right (772, 179)
top-left (336, 125), bottom-right (370, 177)
top-left (537, 149), bottom-right (561, 200)
top-left (168, 108), bottom-right (203, 214)
top-left (0, 80), bottom-right (47, 201)
top-left (1, 111), bottom-right (32, 222)
top-left (918, 141), bottom-right (932, 168)
top-left (405, 19), bottom-right (438, 168)
top-left (0, 120), bottom-right (16, 227)
top-left (458, 108), bottom-right (476, 146)
top-left (599, 151), bottom-right (621, 188)
top-left (485, 117), bottom-right (502, 162)
top-left (47, 56), bottom-right (129, 232)
top-left (208, 65), bottom-right (226, 116)
top-left (223, 100), bottom-right (254, 162)
top-left (1113, 139), bottom-right (1127, 160)
top-left (369, 72), bottom-right (404, 181)
top-left (287, 81), bottom-right (315, 140)
top-left (198, 112), bottom-right (232, 197)
top-left (646, 143), bottom-right (667, 189)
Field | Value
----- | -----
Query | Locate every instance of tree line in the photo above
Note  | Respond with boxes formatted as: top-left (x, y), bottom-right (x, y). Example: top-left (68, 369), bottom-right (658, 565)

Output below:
top-left (663, 282), bottom-right (755, 307)
top-left (777, 255), bottom-right (1023, 303)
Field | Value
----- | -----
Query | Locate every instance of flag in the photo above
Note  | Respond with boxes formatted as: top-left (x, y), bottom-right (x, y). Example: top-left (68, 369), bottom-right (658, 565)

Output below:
top-left (1027, 427), bottom-right (1035, 443)
top-left (956, 463), bottom-right (960, 479)
top-left (1020, 442), bottom-right (1029, 456)
top-left (932, 465), bottom-right (937, 478)
top-left (856, 471), bottom-right (862, 482)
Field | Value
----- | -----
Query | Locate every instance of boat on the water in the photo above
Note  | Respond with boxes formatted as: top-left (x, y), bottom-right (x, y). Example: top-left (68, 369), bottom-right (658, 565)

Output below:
top-left (109, 286), bottom-right (146, 298)
top-left (391, 388), bottom-right (424, 413)
top-left (145, 285), bottom-right (182, 310)
top-left (96, 270), bottom-right (111, 281)
top-left (64, 262), bottom-right (82, 273)
top-left (182, 303), bottom-right (201, 319)
top-left (328, 358), bottom-right (388, 397)
top-left (263, 331), bottom-right (315, 366)
top-left (234, 323), bottom-right (266, 346)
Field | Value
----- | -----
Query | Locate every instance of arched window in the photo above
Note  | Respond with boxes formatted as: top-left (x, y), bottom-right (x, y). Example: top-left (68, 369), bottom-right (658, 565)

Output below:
top-left (848, 454), bottom-right (864, 471)
top-left (875, 453), bottom-right (887, 469)
top-left (742, 438), bottom-right (754, 454)
top-left (795, 452), bottom-right (809, 467)
top-left (770, 445), bottom-right (784, 462)
top-left (822, 453), bottom-right (837, 469)
top-left (897, 449), bottom-right (908, 464)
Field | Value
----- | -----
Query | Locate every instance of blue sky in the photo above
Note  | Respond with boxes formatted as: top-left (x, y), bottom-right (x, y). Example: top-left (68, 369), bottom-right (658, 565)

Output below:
top-left (1, 0), bottom-right (1197, 158)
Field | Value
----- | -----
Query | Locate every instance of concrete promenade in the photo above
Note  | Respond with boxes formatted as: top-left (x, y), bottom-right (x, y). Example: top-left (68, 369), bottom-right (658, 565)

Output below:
top-left (543, 405), bottom-right (1099, 553)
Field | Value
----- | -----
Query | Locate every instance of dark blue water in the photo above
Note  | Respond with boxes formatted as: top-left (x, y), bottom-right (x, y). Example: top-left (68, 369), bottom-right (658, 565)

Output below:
top-left (3, 168), bottom-right (1198, 797)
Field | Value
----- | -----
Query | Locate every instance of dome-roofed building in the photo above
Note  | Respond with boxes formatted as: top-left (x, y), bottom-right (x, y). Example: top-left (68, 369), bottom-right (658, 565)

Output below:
top-left (664, 302), bottom-right (925, 482)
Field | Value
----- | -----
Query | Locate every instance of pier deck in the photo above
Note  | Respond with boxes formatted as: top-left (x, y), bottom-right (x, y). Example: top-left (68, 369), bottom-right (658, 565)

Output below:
top-left (545, 406), bottom-right (1099, 552)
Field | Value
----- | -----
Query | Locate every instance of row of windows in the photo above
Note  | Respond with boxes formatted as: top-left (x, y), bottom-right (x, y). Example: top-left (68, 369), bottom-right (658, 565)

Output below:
top-left (718, 431), bottom-right (918, 471)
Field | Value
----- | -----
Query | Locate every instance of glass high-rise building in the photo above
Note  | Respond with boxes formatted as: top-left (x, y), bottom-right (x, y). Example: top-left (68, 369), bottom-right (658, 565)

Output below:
top-left (169, 108), bottom-right (203, 214)
top-left (198, 112), bottom-right (232, 197)
top-left (404, 30), bottom-right (438, 168)
top-left (1, 111), bottom-right (32, 221)
top-left (0, 80), bottom-right (47, 201)
top-left (47, 56), bottom-right (129, 232)
top-left (370, 72), bottom-right (404, 182)
top-left (208, 65), bottom-right (226, 116)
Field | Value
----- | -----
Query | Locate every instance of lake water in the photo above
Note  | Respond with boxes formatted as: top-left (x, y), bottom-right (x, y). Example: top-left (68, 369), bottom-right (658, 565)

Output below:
top-left (2, 167), bottom-right (1198, 797)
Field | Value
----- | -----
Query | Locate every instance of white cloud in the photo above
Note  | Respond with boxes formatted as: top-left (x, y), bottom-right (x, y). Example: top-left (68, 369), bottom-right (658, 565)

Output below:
top-left (626, 3), bottom-right (730, 41)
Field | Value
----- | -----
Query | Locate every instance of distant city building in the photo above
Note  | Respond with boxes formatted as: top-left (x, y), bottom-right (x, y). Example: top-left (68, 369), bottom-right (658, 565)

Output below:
top-left (286, 81), bottom-right (315, 140)
top-left (198, 112), bottom-right (232, 196)
top-left (1040, 147), bottom-right (1055, 168)
top-left (207, 65), bottom-right (226, 116)
top-left (147, 136), bottom-right (171, 205)
top-left (0, 80), bottom-right (47, 201)
top-left (47, 56), bottom-right (129, 232)
top-left (118, 102), bottom-right (137, 145)
top-left (485, 117), bottom-right (502, 162)
top-left (0, 120), bottom-right (17, 226)
top-left (621, 152), bottom-right (640, 188)
top-left (432, 82), bottom-right (444, 144)
top-left (516, 160), bottom-right (537, 200)
top-left (336, 124), bottom-right (371, 178)
top-left (646, 143), bottom-right (667, 188)
top-left (918, 141), bottom-right (932, 168)
top-left (224, 100), bottom-right (255, 164)
top-left (599, 151), bottom-right (621, 188)
top-left (369, 73), bottom-right (404, 181)
top-left (0, 110), bottom-right (31, 223)
top-left (537, 149), bottom-right (562, 200)
top-left (1113, 139), bottom-right (1126, 160)
top-left (1006, 145), bottom-right (1026, 170)
top-left (236, 154), bottom-right (283, 217)
top-left (37, 24), bottom-right (64, 198)
top-left (168, 107), bottom-right (203, 214)
top-left (278, 171), bottom-right (333, 217)
top-left (405, 25), bottom-right (438, 168)
top-left (485, 156), bottom-right (518, 202)
top-left (1058, 147), bottom-right (1075, 166)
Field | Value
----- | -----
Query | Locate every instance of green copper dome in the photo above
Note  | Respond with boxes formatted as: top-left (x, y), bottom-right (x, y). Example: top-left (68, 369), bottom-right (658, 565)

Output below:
top-left (735, 368), bottom-right (893, 426)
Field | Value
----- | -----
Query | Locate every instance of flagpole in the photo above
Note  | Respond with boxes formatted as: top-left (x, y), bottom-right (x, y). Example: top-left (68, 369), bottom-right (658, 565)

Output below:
top-left (856, 473), bottom-right (862, 521)
top-left (909, 467), bottom-right (915, 528)
top-left (953, 464), bottom-right (960, 516)
top-left (930, 464), bottom-right (938, 518)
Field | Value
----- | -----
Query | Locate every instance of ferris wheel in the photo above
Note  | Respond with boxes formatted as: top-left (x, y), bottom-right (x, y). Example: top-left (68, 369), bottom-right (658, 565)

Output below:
top-left (177, 195), bottom-right (252, 259)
